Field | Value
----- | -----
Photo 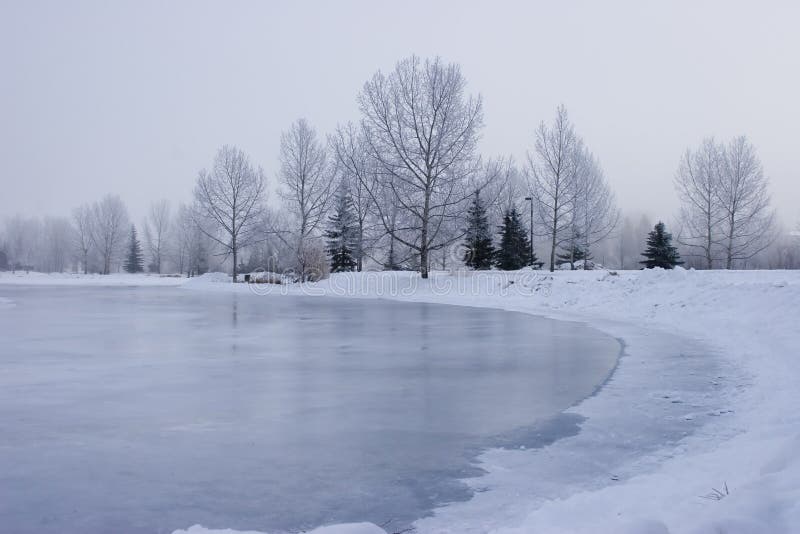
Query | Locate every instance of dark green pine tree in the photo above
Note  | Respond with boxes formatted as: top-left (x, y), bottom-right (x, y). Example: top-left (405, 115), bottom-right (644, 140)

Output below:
top-left (124, 224), bottom-right (144, 273)
top-left (640, 221), bottom-right (683, 269)
top-left (494, 207), bottom-right (535, 270)
top-left (325, 186), bottom-right (358, 272)
top-left (462, 191), bottom-right (495, 270)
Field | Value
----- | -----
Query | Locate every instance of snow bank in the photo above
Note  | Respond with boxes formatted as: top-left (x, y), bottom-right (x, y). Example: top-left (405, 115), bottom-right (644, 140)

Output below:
top-left (179, 268), bottom-right (800, 534)
top-left (0, 271), bottom-right (187, 286)
top-left (173, 523), bottom-right (386, 534)
top-left (183, 272), bottom-right (232, 286)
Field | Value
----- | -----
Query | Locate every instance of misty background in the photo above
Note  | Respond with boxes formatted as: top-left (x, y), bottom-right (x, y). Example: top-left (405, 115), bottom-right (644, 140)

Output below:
top-left (1, 0), bottom-right (798, 226)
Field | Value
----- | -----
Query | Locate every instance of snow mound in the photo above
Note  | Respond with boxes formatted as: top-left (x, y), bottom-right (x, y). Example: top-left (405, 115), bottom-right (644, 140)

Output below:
top-left (172, 523), bottom-right (386, 534)
top-left (182, 272), bottom-right (232, 286)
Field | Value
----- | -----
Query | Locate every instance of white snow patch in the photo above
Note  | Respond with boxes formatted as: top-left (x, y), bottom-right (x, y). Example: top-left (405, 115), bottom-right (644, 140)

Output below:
top-left (172, 523), bottom-right (386, 534)
top-left (0, 271), bottom-right (187, 286)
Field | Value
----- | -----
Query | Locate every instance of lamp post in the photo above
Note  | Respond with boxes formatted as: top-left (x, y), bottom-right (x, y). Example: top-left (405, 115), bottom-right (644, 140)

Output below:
top-left (524, 196), bottom-right (534, 267)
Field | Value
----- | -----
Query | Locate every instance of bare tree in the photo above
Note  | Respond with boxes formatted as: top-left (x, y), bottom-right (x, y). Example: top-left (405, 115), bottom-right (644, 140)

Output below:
top-left (173, 203), bottom-right (211, 277)
top-left (572, 148), bottom-right (619, 266)
top-left (3, 215), bottom-right (41, 272)
top-left (716, 136), bottom-right (775, 268)
top-left (90, 195), bottom-right (129, 275)
top-left (193, 145), bottom-right (266, 282)
top-left (358, 55), bottom-right (484, 278)
top-left (674, 138), bottom-right (725, 269)
top-left (526, 105), bottom-right (582, 272)
top-left (143, 199), bottom-right (171, 274)
top-left (72, 204), bottom-right (94, 274)
top-left (278, 118), bottom-right (334, 280)
top-left (330, 122), bottom-right (377, 271)
top-left (42, 216), bottom-right (74, 273)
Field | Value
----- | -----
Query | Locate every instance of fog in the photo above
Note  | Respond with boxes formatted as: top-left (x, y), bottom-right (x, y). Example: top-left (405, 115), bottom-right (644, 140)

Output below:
top-left (1, 0), bottom-right (798, 225)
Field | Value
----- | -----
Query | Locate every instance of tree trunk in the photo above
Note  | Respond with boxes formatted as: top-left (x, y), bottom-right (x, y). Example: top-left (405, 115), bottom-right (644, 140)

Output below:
top-left (420, 191), bottom-right (430, 279)
top-left (232, 235), bottom-right (238, 282)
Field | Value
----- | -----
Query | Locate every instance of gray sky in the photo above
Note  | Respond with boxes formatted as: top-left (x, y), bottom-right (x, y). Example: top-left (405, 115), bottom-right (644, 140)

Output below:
top-left (2, 0), bottom-right (799, 226)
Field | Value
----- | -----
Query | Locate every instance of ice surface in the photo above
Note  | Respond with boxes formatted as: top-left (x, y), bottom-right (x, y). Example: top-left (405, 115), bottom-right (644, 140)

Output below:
top-left (0, 285), bottom-right (619, 534)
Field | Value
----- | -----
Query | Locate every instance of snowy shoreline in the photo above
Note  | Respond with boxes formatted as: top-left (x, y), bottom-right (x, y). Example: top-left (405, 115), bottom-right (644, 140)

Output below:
top-left (2, 269), bottom-right (798, 533)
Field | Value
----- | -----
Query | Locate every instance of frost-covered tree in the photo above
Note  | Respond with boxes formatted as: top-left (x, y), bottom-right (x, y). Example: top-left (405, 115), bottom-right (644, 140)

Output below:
top-left (41, 216), bottom-right (74, 273)
top-left (279, 119), bottom-right (334, 281)
top-left (571, 148), bottom-right (618, 264)
top-left (674, 138), bottom-right (725, 269)
top-left (526, 105), bottom-right (583, 272)
top-left (717, 136), bottom-right (775, 269)
top-left (325, 184), bottom-right (358, 273)
top-left (675, 136), bottom-right (775, 269)
top-left (462, 191), bottom-right (495, 270)
top-left (330, 122), bottom-right (377, 271)
top-left (641, 222), bottom-right (683, 269)
top-left (358, 55), bottom-right (484, 278)
top-left (144, 199), bottom-right (171, 274)
top-left (90, 195), bottom-right (129, 274)
top-left (495, 208), bottom-right (534, 270)
top-left (4, 215), bottom-right (41, 272)
top-left (123, 225), bottom-right (144, 273)
top-left (193, 145), bottom-right (266, 282)
top-left (72, 204), bottom-right (94, 274)
top-left (173, 203), bottom-right (212, 277)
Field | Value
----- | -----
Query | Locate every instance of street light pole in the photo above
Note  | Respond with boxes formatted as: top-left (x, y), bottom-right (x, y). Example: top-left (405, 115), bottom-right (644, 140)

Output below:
top-left (524, 196), bottom-right (533, 267)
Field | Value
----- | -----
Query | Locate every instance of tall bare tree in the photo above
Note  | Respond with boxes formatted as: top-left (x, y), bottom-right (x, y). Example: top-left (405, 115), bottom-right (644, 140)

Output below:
top-left (42, 216), bottom-right (74, 273)
top-left (526, 105), bottom-right (582, 272)
top-left (193, 145), bottom-right (266, 282)
top-left (674, 138), bottom-right (724, 269)
top-left (572, 148), bottom-right (619, 266)
top-left (72, 204), bottom-right (94, 274)
top-left (330, 122), bottom-right (377, 271)
top-left (90, 194), bottom-right (130, 275)
top-left (278, 118), bottom-right (334, 280)
top-left (143, 199), bottom-right (171, 274)
top-left (357, 55), bottom-right (484, 278)
top-left (717, 136), bottom-right (775, 268)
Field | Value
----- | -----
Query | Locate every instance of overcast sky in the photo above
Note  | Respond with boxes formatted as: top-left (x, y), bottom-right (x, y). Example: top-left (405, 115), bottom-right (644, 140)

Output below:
top-left (1, 0), bottom-right (798, 226)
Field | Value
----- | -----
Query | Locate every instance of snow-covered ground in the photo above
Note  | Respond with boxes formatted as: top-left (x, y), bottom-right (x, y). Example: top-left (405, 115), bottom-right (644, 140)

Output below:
top-left (0, 271), bottom-right (185, 286)
top-left (2, 268), bottom-right (798, 533)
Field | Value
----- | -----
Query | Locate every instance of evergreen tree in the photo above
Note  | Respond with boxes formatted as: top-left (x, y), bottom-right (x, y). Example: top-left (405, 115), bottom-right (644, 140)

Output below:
top-left (325, 186), bottom-right (358, 272)
top-left (640, 221), bottom-right (683, 269)
top-left (462, 191), bottom-right (495, 269)
top-left (494, 208), bottom-right (536, 270)
top-left (124, 224), bottom-right (144, 273)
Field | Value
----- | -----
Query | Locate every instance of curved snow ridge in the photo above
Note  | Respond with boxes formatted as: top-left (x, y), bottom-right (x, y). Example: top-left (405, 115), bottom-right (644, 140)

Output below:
top-left (172, 522), bottom-right (387, 534)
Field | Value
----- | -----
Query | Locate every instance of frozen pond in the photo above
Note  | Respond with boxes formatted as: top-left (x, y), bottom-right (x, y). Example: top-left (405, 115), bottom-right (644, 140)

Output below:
top-left (0, 286), bottom-right (620, 534)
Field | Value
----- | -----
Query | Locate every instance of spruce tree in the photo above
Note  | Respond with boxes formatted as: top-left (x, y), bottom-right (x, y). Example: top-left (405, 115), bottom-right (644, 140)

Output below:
top-left (640, 221), bottom-right (683, 269)
top-left (462, 191), bottom-right (495, 270)
top-left (124, 224), bottom-right (144, 273)
top-left (494, 208), bottom-right (535, 270)
top-left (325, 186), bottom-right (358, 272)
